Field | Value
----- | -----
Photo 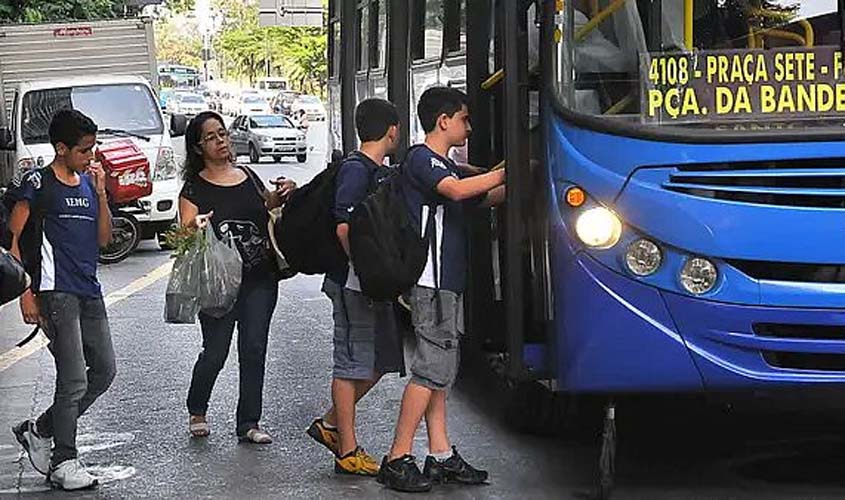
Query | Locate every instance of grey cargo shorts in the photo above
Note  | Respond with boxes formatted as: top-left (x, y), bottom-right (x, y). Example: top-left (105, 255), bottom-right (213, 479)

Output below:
top-left (407, 286), bottom-right (464, 391)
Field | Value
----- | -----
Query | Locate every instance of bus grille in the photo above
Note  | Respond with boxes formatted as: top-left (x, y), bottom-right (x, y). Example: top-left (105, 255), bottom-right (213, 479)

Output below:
top-left (663, 158), bottom-right (845, 208)
top-left (763, 352), bottom-right (845, 371)
top-left (728, 260), bottom-right (845, 283)
top-left (754, 323), bottom-right (845, 340)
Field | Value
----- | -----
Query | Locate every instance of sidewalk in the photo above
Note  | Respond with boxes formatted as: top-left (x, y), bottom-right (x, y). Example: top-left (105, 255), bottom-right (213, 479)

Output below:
top-left (0, 301), bottom-right (52, 494)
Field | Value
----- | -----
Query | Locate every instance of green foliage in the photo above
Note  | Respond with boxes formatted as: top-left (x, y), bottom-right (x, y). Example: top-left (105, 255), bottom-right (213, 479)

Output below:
top-left (165, 0), bottom-right (194, 15)
top-left (217, 24), bottom-right (326, 93)
top-left (162, 225), bottom-right (202, 258)
top-left (155, 15), bottom-right (202, 68)
top-left (154, 0), bottom-right (326, 94)
top-left (0, 0), bottom-right (128, 23)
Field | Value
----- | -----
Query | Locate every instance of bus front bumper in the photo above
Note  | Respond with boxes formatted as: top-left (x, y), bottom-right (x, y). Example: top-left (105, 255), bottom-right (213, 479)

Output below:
top-left (557, 253), bottom-right (845, 393)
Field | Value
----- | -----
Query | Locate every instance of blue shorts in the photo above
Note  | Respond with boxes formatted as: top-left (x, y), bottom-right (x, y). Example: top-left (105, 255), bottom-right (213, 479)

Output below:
top-left (323, 278), bottom-right (404, 380)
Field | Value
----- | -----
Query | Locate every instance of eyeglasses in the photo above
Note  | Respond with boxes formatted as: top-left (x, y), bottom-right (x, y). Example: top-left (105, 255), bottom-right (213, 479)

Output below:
top-left (200, 129), bottom-right (229, 144)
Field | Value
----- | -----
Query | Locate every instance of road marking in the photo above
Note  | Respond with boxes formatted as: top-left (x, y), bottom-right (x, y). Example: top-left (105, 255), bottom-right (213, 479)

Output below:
top-left (104, 261), bottom-right (173, 307)
top-left (0, 261), bottom-right (173, 373)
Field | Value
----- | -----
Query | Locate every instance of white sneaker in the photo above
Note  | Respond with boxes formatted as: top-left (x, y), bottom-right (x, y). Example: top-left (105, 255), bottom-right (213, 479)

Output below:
top-left (49, 459), bottom-right (98, 491)
top-left (11, 420), bottom-right (51, 475)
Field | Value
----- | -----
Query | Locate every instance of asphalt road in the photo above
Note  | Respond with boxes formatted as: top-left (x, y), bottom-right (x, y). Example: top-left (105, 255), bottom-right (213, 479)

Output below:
top-left (3, 121), bottom-right (845, 499)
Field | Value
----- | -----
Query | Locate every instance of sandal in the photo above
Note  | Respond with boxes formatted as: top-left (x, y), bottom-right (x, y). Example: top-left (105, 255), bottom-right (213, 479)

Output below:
top-left (239, 427), bottom-right (273, 444)
top-left (189, 415), bottom-right (210, 438)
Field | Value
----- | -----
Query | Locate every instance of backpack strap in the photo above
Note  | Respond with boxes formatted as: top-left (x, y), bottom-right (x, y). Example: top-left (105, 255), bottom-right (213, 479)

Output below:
top-left (426, 206), bottom-right (443, 323)
top-left (402, 145), bottom-right (445, 321)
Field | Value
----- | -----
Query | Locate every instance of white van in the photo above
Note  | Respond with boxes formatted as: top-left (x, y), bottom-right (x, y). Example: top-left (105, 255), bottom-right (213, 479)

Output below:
top-left (1, 75), bottom-right (187, 241)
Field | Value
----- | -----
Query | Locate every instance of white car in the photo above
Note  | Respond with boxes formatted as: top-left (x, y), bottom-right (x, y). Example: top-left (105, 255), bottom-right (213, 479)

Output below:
top-left (291, 95), bottom-right (327, 121)
top-left (238, 94), bottom-right (272, 115)
top-left (169, 93), bottom-right (207, 118)
top-left (229, 114), bottom-right (307, 164)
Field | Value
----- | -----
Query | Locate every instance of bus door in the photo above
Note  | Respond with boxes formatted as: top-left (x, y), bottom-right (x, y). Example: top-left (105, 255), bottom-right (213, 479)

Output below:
top-left (328, 0), bottom-right (393, 154)
top-left (464, 0), bottom-right (554, 381)
top-left (327, 1), bottom-right (345, 154)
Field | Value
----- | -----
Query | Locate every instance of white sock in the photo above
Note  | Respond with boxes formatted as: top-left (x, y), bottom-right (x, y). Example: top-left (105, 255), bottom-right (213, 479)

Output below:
top-left (430, 449), bottom-right (452, 462)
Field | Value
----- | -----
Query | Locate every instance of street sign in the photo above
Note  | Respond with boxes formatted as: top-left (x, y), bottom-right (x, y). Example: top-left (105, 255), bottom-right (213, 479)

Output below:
top-left (259, 0), bottom-right (324, 28)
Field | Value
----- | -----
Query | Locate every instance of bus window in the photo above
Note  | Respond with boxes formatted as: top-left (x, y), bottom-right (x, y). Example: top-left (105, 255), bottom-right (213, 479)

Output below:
top-left (357, 5), bottom-right (370, 72)
top-left (411, 0), bottom-right (444, 61)
top-left (444, 0), bottom-right (466, 53)
top-left (372, 0), bottom-right (388, 69)
top-left (329, 20), bottom-right (340, 77)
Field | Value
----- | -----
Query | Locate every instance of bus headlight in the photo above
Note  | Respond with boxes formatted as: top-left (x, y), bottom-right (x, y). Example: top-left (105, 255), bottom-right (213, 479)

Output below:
top-left (575, 207), bottom-right (622, 249)
top-left (680, 257), bottom-right (718, 295)
top-left (625, 239), bottom-right (662, 276)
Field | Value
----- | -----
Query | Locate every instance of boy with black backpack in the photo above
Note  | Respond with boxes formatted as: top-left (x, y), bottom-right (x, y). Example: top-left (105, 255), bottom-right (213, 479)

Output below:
top-left (8, 110), bottom-right (115, 491)
top-left (377, 87), bottom-right (506, 493)
top-left (306, 98), bottom-right (405, 476)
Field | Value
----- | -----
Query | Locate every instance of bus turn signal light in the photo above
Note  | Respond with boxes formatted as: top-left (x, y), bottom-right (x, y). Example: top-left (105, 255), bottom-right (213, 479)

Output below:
top-left (566, 187), bottom-right (586, 207)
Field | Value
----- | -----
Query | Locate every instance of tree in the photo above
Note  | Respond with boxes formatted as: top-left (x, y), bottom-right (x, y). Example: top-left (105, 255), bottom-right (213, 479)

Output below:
top-left (0, 0), bottom-right (128, 23)
top-left (155, 15), bottom-right (202, 68)
top-left (164, 0), bottom-right (194, 15)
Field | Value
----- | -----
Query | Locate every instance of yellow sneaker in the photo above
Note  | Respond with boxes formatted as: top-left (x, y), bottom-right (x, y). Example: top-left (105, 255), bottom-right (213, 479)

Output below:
top-left (335, 447), bottom-right (380, 476)
top-left (306, 418), bottom-right (339, 456)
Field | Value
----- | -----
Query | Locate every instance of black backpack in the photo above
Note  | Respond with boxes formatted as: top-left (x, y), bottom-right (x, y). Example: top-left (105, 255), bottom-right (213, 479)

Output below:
top-left (348, 146), bottom-right (433, 301)
top-left (0, 188), bottom-right (11, 250)
top-left (274, 155), bottom-right (350, 275)
top-left (0, 168), bottom-right (54, 287)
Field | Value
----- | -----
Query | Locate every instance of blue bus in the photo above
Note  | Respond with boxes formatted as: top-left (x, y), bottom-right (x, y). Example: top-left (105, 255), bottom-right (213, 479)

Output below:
top-left (328, 0), bottom-right (845, 428)
top-left (158, 63), bottom-right (201, 89)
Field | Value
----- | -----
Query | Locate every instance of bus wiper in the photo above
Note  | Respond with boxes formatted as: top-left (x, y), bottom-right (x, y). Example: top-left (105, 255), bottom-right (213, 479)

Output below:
top-left (99, 128), bottom-right (151, 142)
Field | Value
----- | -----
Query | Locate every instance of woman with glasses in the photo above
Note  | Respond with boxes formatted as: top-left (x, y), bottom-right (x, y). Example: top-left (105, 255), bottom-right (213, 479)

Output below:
top-left (178, 111), bottom-right (295, 443)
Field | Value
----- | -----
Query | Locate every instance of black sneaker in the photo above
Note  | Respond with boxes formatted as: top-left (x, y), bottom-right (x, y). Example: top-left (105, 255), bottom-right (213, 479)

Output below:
top-left (423, 446), bottom-right (489, 485)
top-left (377, 455), bottom-right (432, 493)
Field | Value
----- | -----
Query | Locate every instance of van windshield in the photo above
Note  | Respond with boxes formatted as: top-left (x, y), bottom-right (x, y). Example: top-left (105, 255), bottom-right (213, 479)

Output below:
top-left (21, 84), bottom-right (163, 145)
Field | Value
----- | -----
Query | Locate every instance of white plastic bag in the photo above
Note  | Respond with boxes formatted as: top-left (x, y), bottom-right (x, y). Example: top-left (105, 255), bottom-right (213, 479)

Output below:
top-left (199, 226), bottom-right (242, 318)
top-left (164, 235), bottom-right (203, 324)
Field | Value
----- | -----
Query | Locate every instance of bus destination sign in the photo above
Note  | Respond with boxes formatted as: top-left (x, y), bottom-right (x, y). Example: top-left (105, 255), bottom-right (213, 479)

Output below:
top-left (641, 46), bottom-right (845, 124)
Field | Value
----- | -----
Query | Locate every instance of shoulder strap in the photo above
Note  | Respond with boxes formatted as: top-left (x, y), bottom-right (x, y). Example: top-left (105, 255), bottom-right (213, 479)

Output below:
top-left (239, 165), bottom-right (267, 199)
top-left (29, 167), bottom-right (55, 220)
top-left (426, 206), bottom-right (443, 322)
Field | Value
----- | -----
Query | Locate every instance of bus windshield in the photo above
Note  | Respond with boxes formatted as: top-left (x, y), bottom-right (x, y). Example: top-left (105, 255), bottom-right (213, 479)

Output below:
top-left (555, 0), bottom-right (843, 132)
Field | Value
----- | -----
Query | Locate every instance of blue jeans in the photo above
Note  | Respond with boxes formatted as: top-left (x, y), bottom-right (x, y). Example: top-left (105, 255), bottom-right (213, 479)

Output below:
top-left (186, 280), bottom-right (278, 436)
top-left (36, 292), bottom-right (116, 466)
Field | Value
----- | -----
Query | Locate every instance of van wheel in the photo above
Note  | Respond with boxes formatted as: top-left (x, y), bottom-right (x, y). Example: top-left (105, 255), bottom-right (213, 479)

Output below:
top-left (297, 154), bottom-right (307, 163)
top-left (249, 144), bottom-right (260, 164)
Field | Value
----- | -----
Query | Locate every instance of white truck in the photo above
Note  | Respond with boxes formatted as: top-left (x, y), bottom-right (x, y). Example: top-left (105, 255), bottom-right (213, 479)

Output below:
top-left (0, 18), bottom-right (187, 257)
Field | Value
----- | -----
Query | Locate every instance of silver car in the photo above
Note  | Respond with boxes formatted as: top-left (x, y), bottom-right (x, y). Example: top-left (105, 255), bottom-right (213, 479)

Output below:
top-left (229, 114), bottom-right (308, 164)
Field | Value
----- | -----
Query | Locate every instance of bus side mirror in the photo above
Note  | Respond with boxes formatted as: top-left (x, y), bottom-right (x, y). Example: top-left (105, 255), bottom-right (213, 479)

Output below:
top-left (0, 128), bottom-right (13, 150)
top-left (171, 114), bottom-right (188, 137)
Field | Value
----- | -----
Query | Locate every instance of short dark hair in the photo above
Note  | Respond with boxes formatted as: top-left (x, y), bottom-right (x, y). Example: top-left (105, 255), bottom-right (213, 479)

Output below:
top-left (48, 109), bottom-right (98, 148)
top-left (417, 87), bottom-right (467, 133)
top-left (355, 98), bottom-right (399, 142)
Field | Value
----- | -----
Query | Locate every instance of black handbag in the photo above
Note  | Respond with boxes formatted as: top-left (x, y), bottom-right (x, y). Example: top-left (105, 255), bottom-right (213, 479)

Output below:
top-left (0, 247), bottom-right (30, 306)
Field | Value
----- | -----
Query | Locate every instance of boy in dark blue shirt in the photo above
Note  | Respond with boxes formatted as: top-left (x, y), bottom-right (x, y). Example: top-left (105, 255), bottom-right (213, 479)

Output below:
top-left (9, 110), bottom-right (115, 491)
top-left (307, 99), bottom-right (404, 476)
top-left (378, 87), bottom-right (506, 492)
